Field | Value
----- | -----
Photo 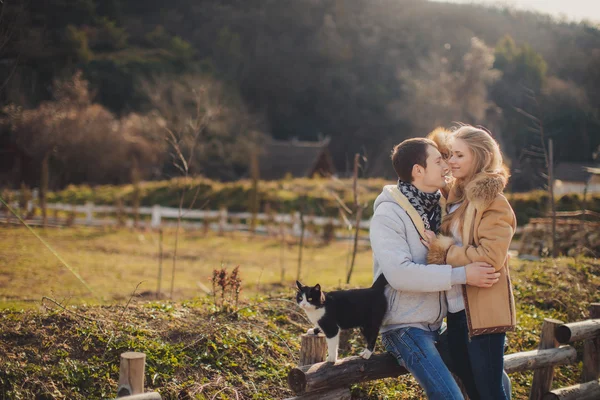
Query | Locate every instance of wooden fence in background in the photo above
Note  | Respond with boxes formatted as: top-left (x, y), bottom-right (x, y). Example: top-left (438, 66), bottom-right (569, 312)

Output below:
top-left (1, 201), bottom-right (371, 242)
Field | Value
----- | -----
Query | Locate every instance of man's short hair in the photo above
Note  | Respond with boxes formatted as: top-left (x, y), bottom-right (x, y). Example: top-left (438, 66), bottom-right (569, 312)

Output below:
top-left (391, 138), bottom-right (437, 182)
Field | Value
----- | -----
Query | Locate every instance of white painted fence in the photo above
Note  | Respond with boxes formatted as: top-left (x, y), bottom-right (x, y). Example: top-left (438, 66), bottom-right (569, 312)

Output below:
top-left (3, 201), bottom-right (371, 240)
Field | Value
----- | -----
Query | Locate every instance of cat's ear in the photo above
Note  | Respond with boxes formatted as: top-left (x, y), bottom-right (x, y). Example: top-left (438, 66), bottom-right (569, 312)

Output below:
top-left (296, 280), bottom-right (303, 290)
top-left (314, 284), bottom-right (321, 291)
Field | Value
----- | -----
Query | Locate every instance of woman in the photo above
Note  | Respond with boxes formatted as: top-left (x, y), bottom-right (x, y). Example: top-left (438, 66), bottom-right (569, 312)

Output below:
top-left (426, 125), bottom-right (517, 400)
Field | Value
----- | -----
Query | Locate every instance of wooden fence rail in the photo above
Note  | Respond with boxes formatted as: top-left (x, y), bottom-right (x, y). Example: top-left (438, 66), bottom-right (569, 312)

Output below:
top-left (287, 303), bottom-right (600, 399)
top-left (555, 319), bottom-right (600, 343)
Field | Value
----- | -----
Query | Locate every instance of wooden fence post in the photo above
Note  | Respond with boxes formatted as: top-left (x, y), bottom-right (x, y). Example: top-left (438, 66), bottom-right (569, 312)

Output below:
top-left (117, 352), bottom-right (146, 397)
top-left (151, 205), bottom-right (161, 229)
top-left (292, 211), bottom-right (301, 237)
top-left (218, 207), bottom-right (227, 236)
top-left (530, 318), bottom-right (563, 400)
top-left (231, 215), bottom-right (240, 237)
top-left (85, 202), bottom-right (94, 225)
top-left (292, 334), bottom-right (354, 400)
top-left (202, 215), bottom-right (210, 236)
top-left (299, 334), bottom-right (327, 367)
top-left (582, 303), bottom-right (600, 382)
top-left (67, 204), bottom-right (76, 226)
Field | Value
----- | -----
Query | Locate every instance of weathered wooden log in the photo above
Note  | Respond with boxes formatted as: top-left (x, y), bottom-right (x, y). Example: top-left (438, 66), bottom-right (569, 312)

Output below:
top-left (530, 319), bottom-right (563, 400)
top-left (299, 334), bottom-right (327, 366)
top-left (582, 304), bottom-right (600, 382)
top-left (284, 387), bottom-right (352, 400)
top-left (114, 393), bottom-right (161, 400)
top-left (555, 319), bottom-right (600, 344)
top-left (287, 353), bottom-right (408, 394)
top-left (287, 345), bottom-right (577, 395)
top-left (504, 345), bottom-right (576, 374)
top-left (117, 352), bottom-right (146, 397)
top-left (542, 378), bottom-right (600, 400)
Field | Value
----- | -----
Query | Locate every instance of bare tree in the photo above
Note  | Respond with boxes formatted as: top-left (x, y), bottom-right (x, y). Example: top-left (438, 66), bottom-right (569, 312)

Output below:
top-left (2, 72), bottom-right (166, 225)
top-left (141, 74), bottom-right (267, 180)
top-left (514, 89), bottom-right (556, 257)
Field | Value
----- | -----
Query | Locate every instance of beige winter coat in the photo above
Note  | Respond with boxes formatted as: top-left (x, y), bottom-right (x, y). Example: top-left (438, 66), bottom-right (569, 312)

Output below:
top-left (428, 172), bottom-right (517, 336)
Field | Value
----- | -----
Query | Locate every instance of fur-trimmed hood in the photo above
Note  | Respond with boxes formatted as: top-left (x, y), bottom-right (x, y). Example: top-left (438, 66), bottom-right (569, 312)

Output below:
top-left (450, 170), bottom-right (508, 210)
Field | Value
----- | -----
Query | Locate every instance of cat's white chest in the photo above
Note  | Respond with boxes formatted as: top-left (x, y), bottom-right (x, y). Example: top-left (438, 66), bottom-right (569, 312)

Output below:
top-left (304, 307), bottom-right (325, 326)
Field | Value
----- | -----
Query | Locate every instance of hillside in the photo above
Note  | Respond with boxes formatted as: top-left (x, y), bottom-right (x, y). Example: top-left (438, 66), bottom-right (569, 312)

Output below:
top-left (1, 0), bottom-right (599, 187)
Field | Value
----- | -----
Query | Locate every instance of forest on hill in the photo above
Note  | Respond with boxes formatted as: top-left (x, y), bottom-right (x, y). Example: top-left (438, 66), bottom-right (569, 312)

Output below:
top-left (1, 0), bottom-right (599, 190)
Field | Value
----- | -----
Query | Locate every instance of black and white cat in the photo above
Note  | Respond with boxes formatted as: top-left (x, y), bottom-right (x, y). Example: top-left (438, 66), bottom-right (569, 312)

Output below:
top-left (295, 273), bottom-right (388, 363)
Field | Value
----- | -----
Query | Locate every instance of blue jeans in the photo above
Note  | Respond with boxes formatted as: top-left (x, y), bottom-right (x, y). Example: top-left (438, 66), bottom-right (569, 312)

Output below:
top-left (381, 327), bottom-right (464, 400)
top-left (447, 310), bottom-right (509, 400)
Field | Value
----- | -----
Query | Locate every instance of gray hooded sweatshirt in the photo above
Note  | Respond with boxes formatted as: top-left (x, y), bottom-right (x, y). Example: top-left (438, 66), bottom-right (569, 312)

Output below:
top-left (370, 185), bottom-right (466, 333)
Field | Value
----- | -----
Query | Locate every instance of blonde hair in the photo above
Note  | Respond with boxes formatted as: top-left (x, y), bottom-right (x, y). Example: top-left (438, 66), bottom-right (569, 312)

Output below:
top-left (441, 125), bottom-right (509, 235)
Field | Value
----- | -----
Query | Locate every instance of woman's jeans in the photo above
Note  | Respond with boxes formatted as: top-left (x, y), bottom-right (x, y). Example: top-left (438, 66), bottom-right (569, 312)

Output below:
top-left (382, 327), bottom-right (464, 400)
top-left (447, 310), bottom-right (509, 400)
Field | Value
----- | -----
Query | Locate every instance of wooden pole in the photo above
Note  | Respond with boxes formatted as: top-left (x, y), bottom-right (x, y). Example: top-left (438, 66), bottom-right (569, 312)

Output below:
top-left (582, 303), bottom-right (600, 382)
top-left (299, 334), bottom-right (327, 367)
top-left (131, 160), bottom-right (140, 229)
top-left (346, 153), bottom-right (361, 284)
top-left (548, 139), bottom-right (557, 257)
top-left (249, 149), bottom-right (259, 235)
top-left (280, 215), bottom-right (286, 283)
top-left (117, 352), bottom-right (146, 397)
top-left (296, 210), bottom-right (305, 281)
top-left (116, 197), bottom-right (125, 227)
top-left (40, 152), bottom-right (49, 228)
top-left (542, 379), bottom-right (600, 400)
top-left (218, 207), bottom-right (227, 236)
top-left (156, 228), bottom-right (163, 299)
top-left (530, 318), bottom-right (563, 400)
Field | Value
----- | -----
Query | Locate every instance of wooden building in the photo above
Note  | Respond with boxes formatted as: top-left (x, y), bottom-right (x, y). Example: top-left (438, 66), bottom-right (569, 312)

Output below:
top-left (257, 137), bottom-right (335, 180)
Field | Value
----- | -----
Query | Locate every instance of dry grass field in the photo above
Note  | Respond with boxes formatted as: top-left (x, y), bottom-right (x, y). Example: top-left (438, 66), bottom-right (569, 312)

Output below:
top-left (0, 225), bottom-right (374, 309)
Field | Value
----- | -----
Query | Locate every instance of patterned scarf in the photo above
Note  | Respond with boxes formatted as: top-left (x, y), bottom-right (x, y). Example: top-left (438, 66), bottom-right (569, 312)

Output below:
top-left (397, 180), bottom-right (442, 233)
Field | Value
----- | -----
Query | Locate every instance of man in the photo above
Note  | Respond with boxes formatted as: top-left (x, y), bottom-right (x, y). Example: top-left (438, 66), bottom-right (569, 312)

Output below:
top-left (370, 137), bottom-right (500, 399)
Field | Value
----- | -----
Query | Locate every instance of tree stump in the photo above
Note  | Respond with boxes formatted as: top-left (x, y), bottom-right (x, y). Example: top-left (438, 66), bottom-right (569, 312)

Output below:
top-left (117, 352), bottom-right (146, 397)
top-left (299, 334), bottom-right (327, 366)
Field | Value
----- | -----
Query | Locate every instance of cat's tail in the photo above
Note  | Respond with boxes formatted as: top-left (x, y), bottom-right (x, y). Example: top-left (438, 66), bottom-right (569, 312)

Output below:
top-left (371, 273), bottom-right (388, 291)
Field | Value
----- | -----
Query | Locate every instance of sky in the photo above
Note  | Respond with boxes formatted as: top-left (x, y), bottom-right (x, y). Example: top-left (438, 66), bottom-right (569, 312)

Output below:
top-left (432, 0), bottom-right (600, 23)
